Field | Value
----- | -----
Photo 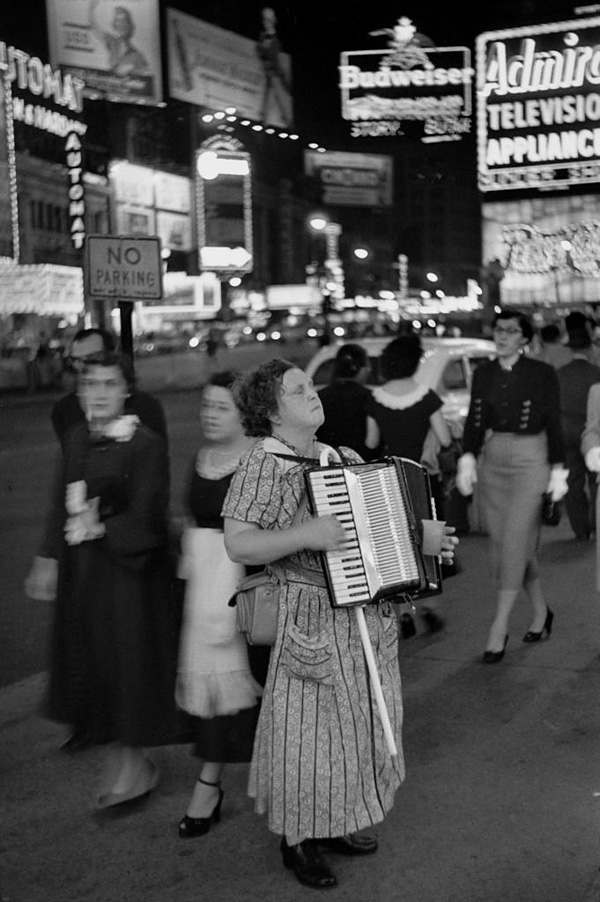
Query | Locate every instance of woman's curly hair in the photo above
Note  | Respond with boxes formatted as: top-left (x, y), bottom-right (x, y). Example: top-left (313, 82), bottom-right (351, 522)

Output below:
top-left (233, 358), bottom-right (295, 437)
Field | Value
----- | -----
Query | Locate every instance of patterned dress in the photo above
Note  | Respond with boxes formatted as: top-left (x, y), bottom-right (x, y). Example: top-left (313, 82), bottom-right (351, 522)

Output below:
top-left (222, 437), bottom-right (405, 839)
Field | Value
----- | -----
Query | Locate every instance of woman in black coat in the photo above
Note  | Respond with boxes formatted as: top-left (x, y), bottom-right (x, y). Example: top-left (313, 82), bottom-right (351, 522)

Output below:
top-left (46, 352), bottom-right (178, 807)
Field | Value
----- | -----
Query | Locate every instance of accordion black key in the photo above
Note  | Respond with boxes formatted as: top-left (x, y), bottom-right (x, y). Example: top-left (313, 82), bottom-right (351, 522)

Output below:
top-left (305, 456), bottom-right (442, 608)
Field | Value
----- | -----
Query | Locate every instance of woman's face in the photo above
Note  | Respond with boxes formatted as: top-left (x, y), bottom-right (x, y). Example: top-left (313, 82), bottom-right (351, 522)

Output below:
top-left (493, 317), bottom-right (528, 358)
top-left (200, 385), bottom-right (244, 444)
top-left (78, 365), bottom-right (129, 425)
top-left (274, 368), bottom-right (324, 432)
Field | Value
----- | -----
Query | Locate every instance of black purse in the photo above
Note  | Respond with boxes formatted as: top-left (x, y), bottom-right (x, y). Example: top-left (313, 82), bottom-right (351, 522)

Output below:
top-left (541, 493), bottom-right (562, 527)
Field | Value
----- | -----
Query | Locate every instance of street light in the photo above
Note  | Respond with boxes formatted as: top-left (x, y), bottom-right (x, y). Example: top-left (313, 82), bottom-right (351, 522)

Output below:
top-left (308, 215), bottom-right (345, 345)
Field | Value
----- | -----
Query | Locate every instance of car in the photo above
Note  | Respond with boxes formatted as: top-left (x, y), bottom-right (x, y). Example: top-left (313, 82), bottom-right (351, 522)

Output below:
top-left (304, 335), bottom-right (497, 432)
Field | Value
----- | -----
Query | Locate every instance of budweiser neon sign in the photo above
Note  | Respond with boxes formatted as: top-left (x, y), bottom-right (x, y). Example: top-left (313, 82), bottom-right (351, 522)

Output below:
top-left (477, 17), bottom-right (600, 191)
top-left (339, 17), bottom-right (472, 143)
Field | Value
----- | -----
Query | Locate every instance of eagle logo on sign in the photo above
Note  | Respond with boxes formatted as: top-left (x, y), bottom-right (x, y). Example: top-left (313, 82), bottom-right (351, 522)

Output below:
top-left (369, 17), bottom-right (435, 70)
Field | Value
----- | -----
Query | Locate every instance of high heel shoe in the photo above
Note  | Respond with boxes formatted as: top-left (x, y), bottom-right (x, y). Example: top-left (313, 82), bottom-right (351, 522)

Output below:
top-left (178, 779), bottom-right (224, 838)
top-left (97, 758), bottom-right (159, 809)
top-left (523, 608), bottom-right (554, 643)
top-left (482, 635), bottom-right (508, 664)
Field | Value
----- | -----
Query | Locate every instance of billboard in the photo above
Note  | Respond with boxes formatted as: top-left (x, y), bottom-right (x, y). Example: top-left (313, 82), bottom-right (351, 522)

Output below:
top-left (46, 0), bottom-right (163, 105)
top-left (304, 151), bottom-right (393, 206)
top-left (339, 17), bottom-right (473, 142)
top-left (110, 161), bottom-right (193, 251)
top-left (167, 8), bottom-right (293, 128)
top-left (482, 193), bottom-right (600, 306)
top-left (477, 17), bottom-right (600, 192)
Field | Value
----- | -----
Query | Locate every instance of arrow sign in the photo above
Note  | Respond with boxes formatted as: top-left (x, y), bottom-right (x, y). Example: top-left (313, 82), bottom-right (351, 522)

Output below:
top-left (200, 246), bottom-right (253, 271)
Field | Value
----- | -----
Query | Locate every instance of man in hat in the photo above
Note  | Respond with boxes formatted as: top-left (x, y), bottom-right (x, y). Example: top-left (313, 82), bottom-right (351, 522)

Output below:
top-left (557, 328), bottom-right (600, 539)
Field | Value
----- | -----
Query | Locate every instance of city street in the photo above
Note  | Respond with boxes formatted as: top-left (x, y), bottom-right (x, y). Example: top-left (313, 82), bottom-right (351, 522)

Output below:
top-left (1, 354), bottom-right (600, 901)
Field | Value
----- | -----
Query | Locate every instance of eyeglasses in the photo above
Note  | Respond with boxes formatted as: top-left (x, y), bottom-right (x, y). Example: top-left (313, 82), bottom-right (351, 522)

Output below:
top-left (64, 354), bottom-right (104, 372)
top-left (493, 326), bottom-right (522, 336)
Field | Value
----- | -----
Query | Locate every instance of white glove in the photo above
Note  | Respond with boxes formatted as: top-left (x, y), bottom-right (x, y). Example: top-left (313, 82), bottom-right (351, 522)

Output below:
top-left (585, 447), bottom-right (600, 473)
top-left (456, 453), bottom-right (478, 496)
top-left (24, 555), bottom-right (58, 601)
top-left (546, 466), bottom-right (569, 502)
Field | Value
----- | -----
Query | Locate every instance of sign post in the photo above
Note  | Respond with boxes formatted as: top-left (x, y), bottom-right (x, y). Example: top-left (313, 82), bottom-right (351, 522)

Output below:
top-left (85, 235), bottom-right (163, 360)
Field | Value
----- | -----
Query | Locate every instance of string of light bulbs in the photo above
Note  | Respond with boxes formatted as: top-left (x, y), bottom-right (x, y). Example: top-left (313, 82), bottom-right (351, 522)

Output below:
top-left (200, 107), bottom-right (327, 153)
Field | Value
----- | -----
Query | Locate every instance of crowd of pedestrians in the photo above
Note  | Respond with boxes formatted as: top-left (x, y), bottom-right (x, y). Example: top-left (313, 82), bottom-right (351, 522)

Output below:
top-left (21, 309), bottom-right (600, 890)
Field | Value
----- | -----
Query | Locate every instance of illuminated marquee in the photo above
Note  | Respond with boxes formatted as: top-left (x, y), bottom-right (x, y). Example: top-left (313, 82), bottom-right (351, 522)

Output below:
top-left (0, 42), bottom-right (87, 253)
top-left (339, 17), bottom-right (473, 142)
top-left (477, 17), bottom-right (600, 191)
top-left (195, 136), bottom-right (253, 274)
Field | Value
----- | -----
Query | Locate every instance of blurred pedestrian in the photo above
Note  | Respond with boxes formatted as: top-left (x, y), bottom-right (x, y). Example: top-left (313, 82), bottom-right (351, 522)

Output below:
top-left (581, 383), bottom-right (600, 587)
top-left (457, 310), bottom-right (568, 663)
top-left (222, 358), bottom-right (458, 889)
top-left (44, 352), bottom-right (179, 807)
top-left (316, 343), bottom-right (378, 460)
top-left (53, 328), bottom-right (167, 447)
top-left (557, 329), bottom-right (600, 540)
top-left (24, 328), bottom-right (168, 699)
top-left (175, 371), bottom-right (265, 839)
top-left (535, 323), bottom-right (572, 370)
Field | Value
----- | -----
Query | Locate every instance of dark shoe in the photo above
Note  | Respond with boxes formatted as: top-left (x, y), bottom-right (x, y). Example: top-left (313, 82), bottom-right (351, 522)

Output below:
top-left (98, 759), bottom-right (159, 809)
top-left (420, 608), bottom-right (445, 634)
top-left (482, 635), bottom-right (509, 664)
top-left (178, 787), bottom-right (224, 838)
top-left (61, 729), bottom-right (94, 753)
top-left (318, 834), bottom-right (378, 856)
top-left (280, 839), bottom-right (337, 889)
top-left (523, 608), bottom-right (554, 643)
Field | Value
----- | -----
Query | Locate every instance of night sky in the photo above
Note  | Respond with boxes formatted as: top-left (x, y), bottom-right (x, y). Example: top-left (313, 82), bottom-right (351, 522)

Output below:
top-left (0, 0), bottom-right (589, 147)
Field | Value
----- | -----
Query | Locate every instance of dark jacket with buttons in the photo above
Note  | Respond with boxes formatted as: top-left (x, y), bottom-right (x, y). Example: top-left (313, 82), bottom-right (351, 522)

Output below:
top-left (462, 356), bottom-right (564, 464)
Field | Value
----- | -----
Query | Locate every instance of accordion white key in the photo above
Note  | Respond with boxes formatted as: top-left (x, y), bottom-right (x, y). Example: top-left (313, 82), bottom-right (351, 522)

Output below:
top-left (305, 456), bottom-right (442, 608)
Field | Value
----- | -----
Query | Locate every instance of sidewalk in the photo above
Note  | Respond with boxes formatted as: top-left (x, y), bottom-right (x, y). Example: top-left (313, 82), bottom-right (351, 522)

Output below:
top-left (2, 521), bottom-right (600, 902)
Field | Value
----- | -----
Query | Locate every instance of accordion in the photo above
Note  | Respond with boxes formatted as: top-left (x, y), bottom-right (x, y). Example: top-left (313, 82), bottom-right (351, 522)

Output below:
top-left (305, 456), bottom-right (442, 608)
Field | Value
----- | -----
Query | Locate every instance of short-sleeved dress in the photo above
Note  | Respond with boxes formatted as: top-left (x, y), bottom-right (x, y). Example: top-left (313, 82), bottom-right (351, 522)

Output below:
top-left (222, 436), bottom-right (405, 839)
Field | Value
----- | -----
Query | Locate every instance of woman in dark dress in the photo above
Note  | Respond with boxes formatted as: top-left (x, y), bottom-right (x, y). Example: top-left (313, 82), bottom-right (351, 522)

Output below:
top-left (176, 371), bottom-right (264, 838)
top-left (365, 334), bottom-right (451, 463)
top-left (46, 352), bottom-right (177, 807)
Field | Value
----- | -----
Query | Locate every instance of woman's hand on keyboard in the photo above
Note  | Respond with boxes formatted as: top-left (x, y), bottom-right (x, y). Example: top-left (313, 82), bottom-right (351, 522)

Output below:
top-left (301, 516), bottom-right (348, 551)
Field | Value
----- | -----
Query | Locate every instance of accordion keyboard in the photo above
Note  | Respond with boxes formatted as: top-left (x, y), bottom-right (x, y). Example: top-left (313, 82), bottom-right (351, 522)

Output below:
top-left (308, 468), bottom-right (372, 606)
top-left (307, 464), bottom-right (422, 606)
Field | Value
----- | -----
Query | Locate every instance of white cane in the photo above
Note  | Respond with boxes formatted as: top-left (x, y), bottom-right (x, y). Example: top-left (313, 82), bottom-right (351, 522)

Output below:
top-left (355, 606), bottom-right (398, 757)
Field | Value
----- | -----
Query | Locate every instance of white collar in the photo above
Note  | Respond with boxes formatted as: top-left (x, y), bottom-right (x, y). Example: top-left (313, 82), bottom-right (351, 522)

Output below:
top-left (372, 383), bottom-right (429, 410)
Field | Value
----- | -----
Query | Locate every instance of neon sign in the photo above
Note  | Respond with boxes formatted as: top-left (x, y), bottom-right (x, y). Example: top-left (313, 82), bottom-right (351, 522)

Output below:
top-left (339, 17), bottom-right (473, 142)
top-left (477, 18), bottom-right (600, 191)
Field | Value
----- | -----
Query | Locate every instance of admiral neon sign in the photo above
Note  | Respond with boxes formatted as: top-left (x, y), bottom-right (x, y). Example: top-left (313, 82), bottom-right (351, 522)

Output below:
top-left (477, 17), bottom-right (600, 191)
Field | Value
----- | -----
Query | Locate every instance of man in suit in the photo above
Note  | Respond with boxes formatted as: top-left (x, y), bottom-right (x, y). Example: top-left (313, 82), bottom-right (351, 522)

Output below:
top-left (557, 328), bottom-right (600, 539)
